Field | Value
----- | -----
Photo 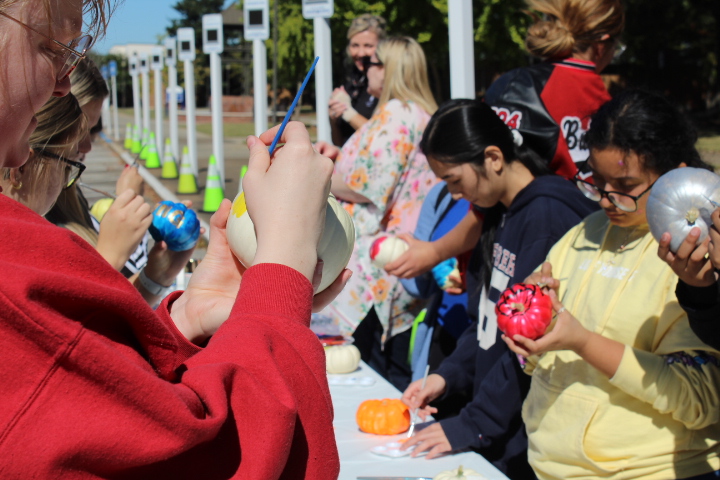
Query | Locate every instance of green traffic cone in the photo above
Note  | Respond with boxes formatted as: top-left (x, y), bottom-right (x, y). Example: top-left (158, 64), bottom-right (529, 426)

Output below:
top-left (124, 124), bottom-right (133, 150)
top-left (140, 129), bottom-right (150, 161)
top-left (145, 133), bottom-right (161, 168)
top-left (202, 155), bottom-right (224, 212)
top-left (161, 138), bottom-right (178, 179)
top-left (177, 146), bottom-right (198, 194)
top-left (130, 125), bottom-right (142, 154)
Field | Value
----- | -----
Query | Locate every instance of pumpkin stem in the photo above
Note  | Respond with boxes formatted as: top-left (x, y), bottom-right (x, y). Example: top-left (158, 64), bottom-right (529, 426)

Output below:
top-left (458, 466), bottom-right (464, 475)
top-left (511, 302), bottom-right (525, 312)
top-left (686, 207), bottom-right (700, 225)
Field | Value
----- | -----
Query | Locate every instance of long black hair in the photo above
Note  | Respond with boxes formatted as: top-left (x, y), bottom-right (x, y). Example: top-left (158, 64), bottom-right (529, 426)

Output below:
top-left (420, 99), bottom-right (552, 289)
top-left (586, 89), bottom-right (712, 174)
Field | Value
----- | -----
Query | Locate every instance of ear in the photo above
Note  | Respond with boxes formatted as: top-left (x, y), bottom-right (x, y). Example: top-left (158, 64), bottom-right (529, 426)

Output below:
top-left (484, 146), bottom-right (505, 173)
top-left (9, 168), bottom-right (23, 188)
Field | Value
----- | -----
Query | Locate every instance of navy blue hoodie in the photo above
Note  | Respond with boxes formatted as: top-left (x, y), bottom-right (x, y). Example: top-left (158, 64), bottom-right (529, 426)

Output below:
top-left (433, 175), bottom-right (597, 479)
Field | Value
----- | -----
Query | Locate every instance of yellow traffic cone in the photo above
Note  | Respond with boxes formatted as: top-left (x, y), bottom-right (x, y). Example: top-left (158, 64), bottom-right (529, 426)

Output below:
top-left (161, 138), bottom-right (178, 179)
top-left (145, 133), bottom-right (161, 168)
top-left (140, 129), bottom-right (150, 160)
top-left (124, 124), bottom-right (133, 150)
top-left (131, 125), bottom-right (142, 154)
top-left (177, 146), bottom-right (198, 194)
top-left (202, 155), bottom-right (224, 212)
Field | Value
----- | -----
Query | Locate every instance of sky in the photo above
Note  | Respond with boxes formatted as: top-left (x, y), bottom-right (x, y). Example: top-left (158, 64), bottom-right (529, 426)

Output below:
top-left (92, 0), bottom-right (235, 54)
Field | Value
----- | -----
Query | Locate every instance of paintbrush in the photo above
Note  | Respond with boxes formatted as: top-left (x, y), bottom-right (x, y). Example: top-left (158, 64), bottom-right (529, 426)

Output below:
top-left (406, 364), bottom-right (430, 438)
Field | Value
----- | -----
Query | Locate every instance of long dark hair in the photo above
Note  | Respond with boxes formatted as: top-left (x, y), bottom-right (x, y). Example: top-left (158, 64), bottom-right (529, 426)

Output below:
top-left (420, 99), bottom-right (552, 288)
top-left (586, 89), bottom-right (712, 174)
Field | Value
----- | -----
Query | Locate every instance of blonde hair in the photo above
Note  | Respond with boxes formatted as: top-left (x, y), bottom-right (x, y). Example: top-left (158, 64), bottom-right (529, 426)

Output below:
top-left (1, 94), bottom-right (85, 212)
top-left (47, 57), bottom-right (109, 243)
top-left (347, 14), bottom-right (386, 41)
top-left (525, 0), bottom-right (624, 60)
top-left (70, 57), bottom-right (109, 107)
top-left (0, 0), bottom-right (113, 42)
top-left (375, 36), bottom-right (438, 115)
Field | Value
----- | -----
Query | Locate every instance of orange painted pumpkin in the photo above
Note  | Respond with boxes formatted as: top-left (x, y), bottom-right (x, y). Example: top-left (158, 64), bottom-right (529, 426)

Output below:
top-left (356, 398), bottom-right (411, 435)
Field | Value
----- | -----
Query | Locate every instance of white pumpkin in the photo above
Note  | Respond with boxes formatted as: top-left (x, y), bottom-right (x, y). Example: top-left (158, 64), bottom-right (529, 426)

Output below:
top-left (325, 344), bottom-right (361, 374)
top-left (433, 465), bottom-right (487, 480)
top-left (369, 236), bottom-right (409, 269)
top-left (646, 167), bottom-right (720, 252)
top-left (433, 465), bottom-right (486, 480)
top-left (226, 191), bottom-right (355, 293)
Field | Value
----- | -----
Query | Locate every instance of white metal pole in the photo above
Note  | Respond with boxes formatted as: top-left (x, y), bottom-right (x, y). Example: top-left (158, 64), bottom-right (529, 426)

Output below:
top-left (210, 51), bottom-right (225, 184)
top-left (141, 69), bottom-right (151, 139)
top-left (253, 39), bottom-right (267, 135)
top-left (448, 0), bottom-right (476, 99)
top-left (313, 17), bottom-right (332, 142)
top-left (111, 75), bottom-right (120, 141)
top-left (132, 73), bottom-right (141, 131)
top-left (183, 59), bottom-right (199, 177)
top-left (168, 63), bottom-right (179, 160)
top-left (102, 93), bottom-right (111, 134)
top-left (153, 67), bottom-right (164, 157)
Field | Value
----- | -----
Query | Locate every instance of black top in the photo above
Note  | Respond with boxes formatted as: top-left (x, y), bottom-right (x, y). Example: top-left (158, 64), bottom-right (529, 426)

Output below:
top-left (676, 280), bottom-right (720, 350)
top-left (336, 66), bottom-right (379, 145)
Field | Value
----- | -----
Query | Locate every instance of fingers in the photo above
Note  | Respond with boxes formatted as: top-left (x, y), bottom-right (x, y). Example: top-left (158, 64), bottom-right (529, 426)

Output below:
top-left (256, 121), bottom-right (311, 148)
top-left (246, 136), bottom-right (271, 177)
top-left (657, 232), bottom-right (674, 264)
top-left (311, 260), bottom-right (324, 292)
top-left (502, 334), bottom-right (531, 358)
top-left (312, 268), bottom-right (352, 313)
top-left (208, 198), bottom-right (232, 232)
top-left (675, 227), bottom-right (702, 261)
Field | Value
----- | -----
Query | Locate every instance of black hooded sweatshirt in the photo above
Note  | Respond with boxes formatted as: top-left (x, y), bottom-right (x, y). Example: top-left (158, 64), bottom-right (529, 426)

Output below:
top-left (432, 175), bottom-right (598, 479)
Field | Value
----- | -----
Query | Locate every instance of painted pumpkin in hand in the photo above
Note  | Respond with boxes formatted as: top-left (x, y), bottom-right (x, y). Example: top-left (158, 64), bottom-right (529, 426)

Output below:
top-left (149, 201), bottom-right (201, 251)
top-left (356, 398), bottom-right (410, 435)
top-left (495, 283), bottom-right (553, 340)
top-left (646, 167), bottom-right (720, 252)
top-left (226, 191), bottom-right (355, 293)
top-left (369, 236), bottom-right (408, 269)
top-left (325, 344), bottom-right (361, 374)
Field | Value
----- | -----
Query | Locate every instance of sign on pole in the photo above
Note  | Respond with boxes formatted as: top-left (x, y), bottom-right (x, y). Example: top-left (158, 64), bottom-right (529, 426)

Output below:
top-left (164, 37), bottom-right (179, 161)
top-left (303, 0), bottom-right (333, 142)
top-left (203, 13), bottom-right (225, 184)
top-left (129, 53), bottom-right (141, 134)
top-left (151, 46), bottom-right (164, 158)
top-left (109, 60), bottom-right (120, 141)
top-left (177, 27), bottom-right (198, 178)
top-left (245, 0), bottom-right (269, 136)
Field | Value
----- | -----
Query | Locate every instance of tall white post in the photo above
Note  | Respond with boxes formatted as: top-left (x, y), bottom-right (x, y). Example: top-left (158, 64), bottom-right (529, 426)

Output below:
top-left (184, 59), bottom-right (198, 177)
top-left (253, 40), bottom-right (267, 135)
top-left (313, 18), bottom-right (332, 143)
top-left (151, 47), bottom-right (164, 158)
top-left (178, 27), bottom-right (198, 178)
top-left (130, 54), bottom-right (141, 131)
top-left (448, 0), bottom-right (476, 99)
top-left (140, 54), bottom-right (151, 141)
top-left (165, 37), bottom-right (179, 160)
top-left (110, 60), bottom-right (120, 141)
top-left (203, 13), bottom-right (226, 184)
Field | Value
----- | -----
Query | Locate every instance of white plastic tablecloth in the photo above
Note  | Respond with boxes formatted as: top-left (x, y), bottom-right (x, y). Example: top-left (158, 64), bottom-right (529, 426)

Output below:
top-left (330, 362), bottom-right (510, 480)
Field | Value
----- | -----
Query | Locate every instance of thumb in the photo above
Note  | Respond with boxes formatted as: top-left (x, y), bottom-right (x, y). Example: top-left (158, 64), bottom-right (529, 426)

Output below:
top-left (246, 135), bottom-right (270, 176)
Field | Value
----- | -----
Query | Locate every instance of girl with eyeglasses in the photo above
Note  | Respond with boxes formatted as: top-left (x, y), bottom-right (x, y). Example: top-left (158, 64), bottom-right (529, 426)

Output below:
top-left (0, 0), bottom-right (345, 476)
top-left (504, 90), bottom-right (720, 480)
top-left (0, 93), bottom-right (86, 216)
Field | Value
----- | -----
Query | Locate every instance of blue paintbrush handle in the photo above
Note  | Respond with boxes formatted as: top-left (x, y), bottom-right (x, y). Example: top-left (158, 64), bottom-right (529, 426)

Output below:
top-left (268, 56), bottom-right (320, 155)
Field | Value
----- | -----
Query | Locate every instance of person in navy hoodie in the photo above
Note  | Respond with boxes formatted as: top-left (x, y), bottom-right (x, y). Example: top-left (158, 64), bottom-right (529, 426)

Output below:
top-left (400, 99), bottom-right (597, 478)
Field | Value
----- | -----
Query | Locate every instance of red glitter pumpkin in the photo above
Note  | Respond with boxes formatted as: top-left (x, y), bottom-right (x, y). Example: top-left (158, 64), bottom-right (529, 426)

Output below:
top-left (495, 283), bottom-right (553, 340)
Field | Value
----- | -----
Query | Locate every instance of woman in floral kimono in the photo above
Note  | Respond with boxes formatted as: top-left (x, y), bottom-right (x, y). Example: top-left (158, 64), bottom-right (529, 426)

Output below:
top-left (322, 36), bottom-right (439, 389)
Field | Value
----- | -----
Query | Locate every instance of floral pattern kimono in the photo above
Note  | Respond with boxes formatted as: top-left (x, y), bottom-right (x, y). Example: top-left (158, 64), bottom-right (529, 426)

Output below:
top-left (328, 99), bottom-right (439, 342)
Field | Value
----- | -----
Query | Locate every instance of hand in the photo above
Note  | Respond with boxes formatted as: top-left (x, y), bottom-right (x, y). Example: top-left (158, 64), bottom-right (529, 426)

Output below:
top-left (244, 122), bottom-right (334, 282)
top-left (524, 262), bottom-right (560, 296)
top-left (328, 98), bottom-right (348, 120)
top-left (330, 86), bottom-right (352, 107)
top-left (116, 164), bottom-right (144, 196)
top-left (503, 290), bottom-right (590, 357)
top-left (311, 264), bottom-right (353, 313)
top-left (709, 208), bottom-right (720, 269)
top-left (314, 140), bottom-right (340, 161)
top-left (401, 422), bottom-right (452, 460)
top-left (96, 190), bottom-right (153, 271)
top-left (658, 226), bottom-right (716, 287)
top-left (401, 374), bottom-right (445, 421)
top-left (384, 234), bottom-right (442, 278)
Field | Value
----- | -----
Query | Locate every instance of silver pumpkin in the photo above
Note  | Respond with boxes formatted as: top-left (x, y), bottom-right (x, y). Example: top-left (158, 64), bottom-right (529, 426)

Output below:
top-left (646, 167), bottom-right (720, 252)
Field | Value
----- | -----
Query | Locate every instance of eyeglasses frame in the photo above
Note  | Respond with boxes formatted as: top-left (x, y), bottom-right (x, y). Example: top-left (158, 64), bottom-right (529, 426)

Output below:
top-left (0, 11), bottom-right (92, 81)
top-left (39, 150), bottom-right (86, 189)
top-left (361, 55), bottom-right (383, 71)
top-left (573, 172), bottom-right (655, 213)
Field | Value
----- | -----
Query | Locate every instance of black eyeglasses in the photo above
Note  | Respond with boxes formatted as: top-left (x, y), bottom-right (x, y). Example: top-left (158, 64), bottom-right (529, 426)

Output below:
top-left (573, 171), bottom-right (655, 213)
top-left (361, 55), bottom-right (383, 71)
top-left (40, 151), bottom-right (86, 189)
top-left (0, 11), bottom-right (92, 81)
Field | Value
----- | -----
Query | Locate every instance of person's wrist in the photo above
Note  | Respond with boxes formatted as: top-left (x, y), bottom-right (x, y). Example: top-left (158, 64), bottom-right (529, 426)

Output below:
top-left (139, 268), bottom-right (173, 296)
top-left (341, 106), bottom-right (358, 122)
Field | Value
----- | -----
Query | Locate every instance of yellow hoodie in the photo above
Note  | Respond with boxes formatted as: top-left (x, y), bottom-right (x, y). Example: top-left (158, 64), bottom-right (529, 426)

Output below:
top-left (523, 211), bottom-right (720, 480)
